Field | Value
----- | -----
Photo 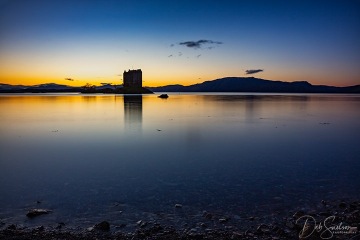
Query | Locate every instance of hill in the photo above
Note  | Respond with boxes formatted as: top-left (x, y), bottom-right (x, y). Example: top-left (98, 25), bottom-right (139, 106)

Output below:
top-left (0, 83), bottom-right (153, 94)
top-left (1, 78), bottom-right (359, 93)
top-left (148, 77), bottom-right (360, 93)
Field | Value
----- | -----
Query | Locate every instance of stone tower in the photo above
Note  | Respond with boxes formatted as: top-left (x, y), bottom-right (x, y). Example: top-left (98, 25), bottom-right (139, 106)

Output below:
top-left (123, 69), bottom-right (142, 88)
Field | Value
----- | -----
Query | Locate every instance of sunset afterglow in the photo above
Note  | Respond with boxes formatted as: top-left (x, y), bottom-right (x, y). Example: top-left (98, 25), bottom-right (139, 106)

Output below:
top-left (0, 0), bottom-right (359, 87)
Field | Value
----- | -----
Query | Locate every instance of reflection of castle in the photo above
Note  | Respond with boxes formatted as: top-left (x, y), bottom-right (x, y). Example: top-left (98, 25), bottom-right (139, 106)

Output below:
top-left (123, 69), bottom-right (142, 88)
top-left (124, 95), bottom-right (142, 130)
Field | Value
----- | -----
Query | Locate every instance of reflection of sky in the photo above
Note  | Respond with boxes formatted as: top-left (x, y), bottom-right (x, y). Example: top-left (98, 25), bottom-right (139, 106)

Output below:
top-left (0, 94), bottom-right (359, 227)
top-left (0, 1), bottom-right (359, 87)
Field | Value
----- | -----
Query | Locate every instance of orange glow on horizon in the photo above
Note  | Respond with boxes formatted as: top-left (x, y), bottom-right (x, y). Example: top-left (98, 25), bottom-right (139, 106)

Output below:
top-left (0, 71), bottom-right (358, 88)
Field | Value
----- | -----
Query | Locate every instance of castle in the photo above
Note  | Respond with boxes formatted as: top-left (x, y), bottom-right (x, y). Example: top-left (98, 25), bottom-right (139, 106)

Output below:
top-left (123, 69), bottom-right (142, 88)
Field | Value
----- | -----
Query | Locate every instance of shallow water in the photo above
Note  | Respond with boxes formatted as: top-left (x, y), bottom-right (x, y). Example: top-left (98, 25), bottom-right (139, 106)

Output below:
top-left (0, 93), bottom-right (359, 231)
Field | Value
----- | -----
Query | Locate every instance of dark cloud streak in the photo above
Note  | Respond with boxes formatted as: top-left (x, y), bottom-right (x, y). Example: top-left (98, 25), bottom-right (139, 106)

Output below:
top-left (179, 39), bottom-right (222, 49)
top-left (245, 69), bottom-right (263, 75)
top-left (64, 78), bottom-right (74, 81)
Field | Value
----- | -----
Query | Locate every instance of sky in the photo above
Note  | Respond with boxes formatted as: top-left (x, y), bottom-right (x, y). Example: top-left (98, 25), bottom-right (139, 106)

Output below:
top-left (0, 0), bottom-right (359, 87)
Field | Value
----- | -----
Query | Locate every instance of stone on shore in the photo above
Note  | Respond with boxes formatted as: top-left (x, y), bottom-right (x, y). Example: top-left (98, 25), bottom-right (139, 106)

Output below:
top-left (158, 94), bottom-right (169, 98)
top-left (26, 209), bottom-right (52, 218)
top-left (94, 221), bottom-right (110, 231)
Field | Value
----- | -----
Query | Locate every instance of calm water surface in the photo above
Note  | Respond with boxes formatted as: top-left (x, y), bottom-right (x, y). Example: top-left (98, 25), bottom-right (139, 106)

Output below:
top-left (0, 93), bottom-right (359, 230)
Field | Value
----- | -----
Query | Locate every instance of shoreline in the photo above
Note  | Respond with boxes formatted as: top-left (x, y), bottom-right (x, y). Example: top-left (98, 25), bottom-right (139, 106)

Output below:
top-left (1, 199), bottom-right (359, 240)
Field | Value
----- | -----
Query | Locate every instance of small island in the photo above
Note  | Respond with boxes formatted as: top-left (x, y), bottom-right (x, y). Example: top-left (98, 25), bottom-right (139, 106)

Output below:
top-left (82, 69), bottom-right (153, 94)
top-left (158, 94), bottom-right (169, 98)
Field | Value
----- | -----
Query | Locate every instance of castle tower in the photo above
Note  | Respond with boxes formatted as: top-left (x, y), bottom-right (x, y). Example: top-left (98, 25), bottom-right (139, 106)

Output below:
top-left (123, 69), bottom-right (142, 88)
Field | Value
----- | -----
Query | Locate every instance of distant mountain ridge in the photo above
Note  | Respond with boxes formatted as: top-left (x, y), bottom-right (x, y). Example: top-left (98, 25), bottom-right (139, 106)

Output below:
top-left (0, 83), bottom-right (121, 93)
top-left (0, 83), bottom-right (78, 92)
top-left (0, 83), bottom-right (153, 94)
top-left (1, 77), bottom-right (359, 93)
top-left (149, 77), bottom-right (360, 93)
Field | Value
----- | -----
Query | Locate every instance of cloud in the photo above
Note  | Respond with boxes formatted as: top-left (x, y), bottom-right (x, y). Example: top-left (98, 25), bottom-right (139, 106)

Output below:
top-left (168, 54), bottom-right (173, 58)
top-left (245, 69), bottom-right (264, 75)
top-left (196, 54), bottom-right (201, 58)
top-left (179, 39), bottom-right (222, 49)
top-left (64, 78), bottom-right (74, 81)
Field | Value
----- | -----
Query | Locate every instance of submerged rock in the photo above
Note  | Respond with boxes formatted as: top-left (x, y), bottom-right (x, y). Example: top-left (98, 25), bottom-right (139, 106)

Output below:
top-left (219, 218), bottom-right (229, 223)
top-left (248, 216), bottom-right (255, 221)
top-left (7, 224), bottom-right (16, 230)
top-left (33, 226), bottom-right (45, 232)
top-left (203, 212), bottom-right (213, 220)
top-left (292, 210), bottom-right (304, 219)
top-left (26, 209), bottom-right (52, 218)
top-left (56, 222), bottom-right (65, 230)
top-left (136, 220), bottom-right (147, 228)
top-left (198, 222), bottom-right (207, 228)
top-left (94, 221), bottom-right (110, 231)
top-left (339, 202), bottom-right (347, 209)
top-left (256, 224), bottom-right (270, 234)
top-left (286, 221), bottom-right (295, 229)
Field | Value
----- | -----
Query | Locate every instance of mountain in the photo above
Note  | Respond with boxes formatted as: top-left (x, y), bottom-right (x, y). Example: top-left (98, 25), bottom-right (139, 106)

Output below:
top-left (0, 83), bottom-right (153, 94)
top-left (1, 78), bottom-right (359, 93)
top-left (96, 84), bottom-right (118, 90)
top-left (0, 83), bottom-right (79, 93)
top-left (148, 77), bottom-right (360, 93)
top-left (30, 83), bottom-right (74, 90)
top-left (0, 83), bottom-right (27, 91)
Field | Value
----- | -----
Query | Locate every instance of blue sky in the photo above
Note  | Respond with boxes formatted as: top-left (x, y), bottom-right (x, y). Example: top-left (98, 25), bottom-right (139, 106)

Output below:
top-left (0, 0), bottom-right (359, 86)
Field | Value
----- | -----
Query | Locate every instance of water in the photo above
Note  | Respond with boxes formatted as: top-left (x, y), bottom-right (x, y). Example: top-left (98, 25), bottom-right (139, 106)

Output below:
top-left (0, 93), bottom-right (359, 231)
